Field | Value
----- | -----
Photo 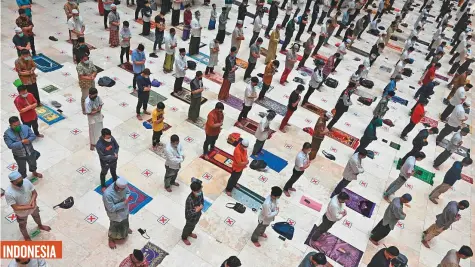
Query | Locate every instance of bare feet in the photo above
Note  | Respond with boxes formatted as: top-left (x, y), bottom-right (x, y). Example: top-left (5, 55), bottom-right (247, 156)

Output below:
top-left (36, 134), bottom-right (44, 138)
top-left (38, 225), bottom-right (51, 231)
top-left (128, 228), bottom-right (133, 234)
top-left (32, 172), bottom-right (43, 178)
top-left (288, 188), bottom-right (296, 192)
top-left (101, 187), bottom-right (107, 192)
top-left (203, 154), bottom-right (210, 160)
top-left (253, 241), bottom-right (261, 247)
top-left (421, 240), bottom-right (430, 248)
top-left (143, 110), bottom-right (151, 115)
top-left (109, 239), bottom-right (116, 249)
top-left (152, 146), bottom-right (158, 151)
top-left (235, 184), bottom-right (241, 189)
top-left (429, 198), bottom-right (438, 204)
top-left (284, 191), bottom-right (291, 197)
top-left (189, 233), bottom-right (197, 239)
top-left (165, 187), bottom-right (172, 192)
top-left (369, 238), bottom-right (379, 246)
top-left (260, 233), bottom-right (267, 238)
top-left (383, 196), bottom-right (390, 203)
top-left (24, 236), bottom-right (32, 241)
top-left (90, 144), bottom-right (95, 151)
top-left (183, 239), bottom-right (191, 245)
top-left (137, 114), bottom-right (143, 121)
top-left (226, 191), bottom-right (232, 197)
top-left (172, 182), bottom-right (180, 187)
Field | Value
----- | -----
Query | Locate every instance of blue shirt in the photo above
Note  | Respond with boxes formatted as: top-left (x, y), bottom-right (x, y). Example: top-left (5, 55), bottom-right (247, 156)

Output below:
top-left (16, 0), bottom-right (31, 17)
top-left (131, 49), bottom-right (146, 74)
top-left (136, 75), bottom-right (151, 92)
top-left (383, 80), bottom-right (396, 96)
top-left (443, 161), bottom-right (462, 186)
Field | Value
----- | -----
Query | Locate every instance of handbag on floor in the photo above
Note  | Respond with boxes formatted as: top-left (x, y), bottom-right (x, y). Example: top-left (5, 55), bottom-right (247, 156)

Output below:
top-left (187, 60), bottom-right (197, 70)
top-left (324, 78), bottom-right (338, 88)
top-left (391, 253), bottom-right (408, 267)
top-left (272, 222), bottom-right (294, 240)
top-left (402, 68), bottom-right (412, 77)
top-left (390, 35), bottom-right (398, 41)
top-left (360, 79), bottom-right (374, 88)
top-left (53, 196), bottom-right (74, 209)
top-left (250, 159), bottom-right (267, 171)
top-left (226, 202), bottom-right (246, 213)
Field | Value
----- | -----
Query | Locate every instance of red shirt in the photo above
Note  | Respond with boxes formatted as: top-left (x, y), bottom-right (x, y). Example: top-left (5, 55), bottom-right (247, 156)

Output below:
top-left (205, 109), bottom-right (224, 136)
top-left (411, 103), bottom-right (425, 124)
top-left (232, 144), bottom-right (248, 172)
top-left (14, 93), bottom-right (37, 122)
top-left (422, 66), bottom-right (436, 85)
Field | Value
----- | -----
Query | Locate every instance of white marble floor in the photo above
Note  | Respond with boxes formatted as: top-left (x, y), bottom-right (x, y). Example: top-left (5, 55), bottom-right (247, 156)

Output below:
top-left (1, 0), bottom-right (474, 266)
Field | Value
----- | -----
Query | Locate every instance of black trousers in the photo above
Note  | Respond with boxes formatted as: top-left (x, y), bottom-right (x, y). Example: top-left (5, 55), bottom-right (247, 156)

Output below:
top-left (437, 124), bottom-right (457, 143)
top-left (25, 83), bottom-right (40, 104)
top-left (238, 105), bottom-right (252, 122)
top-left (100, 160), bottom-right (118, 188)
top-left (280, 0), bottom-right (288, 9)
top-left (310, 214), bottom-right (335, 241)
top-left (283, 168), bottom-right (304, 191)
top-left (449, 61), bottom-right (460, 75)
top-left (181, 219), bottom-right (199, 239)
top-left (334, 24), bottom-right (345, 37)
top-left (136, 91), bottom-right (150, 114)
top-left (282, 15), bottom-right (291, 29)
top-left (302, 85), bottom-right (317, 105)
top-left (311, 35), bottom-right (325, 56)
top-left (425, 48), bottom-right (435, 61)
top-left (434, 149), bottom-right (452, 167)
top-left (281, 35), bottom-right (292, 51)
top-left (401, 121), bottom-right (416, 137)
top-left (330, 178), bottom-right (351, 198)
top-left (174, 77), bottom-right (184, 93)
top-left (265, 19), bottom-right (276, 36)
top-left (258, 83), bottom-right (270, 100)
top-left (333, 58), bottom-right (342, 71)
top-left (172, 9), bottom-right (180, 26)
top-left (135, 4), bottom-right (144, 20)
top-left (22, 119), bottom-right (40, 136)
top-left (327, 107), bottom-right (345, 129)
top-left (226, 170), bottom-right (243, 192)
top-left (244, 62), bottom-right (256, 79)
top-left (249, 31), bottom-right (260, 46)
top-left (295, 24), bottom-right (306, 41)
top-left (205, 66), bottom-right (214, 75)
top-left (14, 153), bottom-right (38, 178)
top-left (355, 136), bottom-right (372, 153)
top-left (120, 46), bottom-right (130, 64)
top-left (371, 219), bottom-right (391, 242)
top-left (252, 139), bottom-right (266, 155)
top-left (317, 11), bottom-right (327, 24)
top-left (142, 21), bottom-right (151, 35)
top-left (449, 52), bottom-right (459, 64)
top-left (203, 134), bottom-right (219, 155)
top-left (104, 10), bottom-right (110, 28)
top-left (133, 73), bottom-right (140, 89)
top-left (401, 144), bottom-right (423, 163)
top-left (28, 35), bottom-right (36, 56)
top-left (298, 52), bottom-right (310, 68)
top-left (152, 130), bottom-right (163, 146)
top-left (440, 104), bottom-right (455, 121)
top-left (153, 31), bottom-right (164, 50)
top-left (308, 16), bottom-right (318, 32)
top-left (216, 29), bottom-right (226, 44)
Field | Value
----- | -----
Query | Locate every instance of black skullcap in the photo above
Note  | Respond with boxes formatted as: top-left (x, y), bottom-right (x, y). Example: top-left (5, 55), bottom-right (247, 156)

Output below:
top-left (133, 249), bottom-right (144, 261)
top-left (386, 246), bottom-right (400, 257)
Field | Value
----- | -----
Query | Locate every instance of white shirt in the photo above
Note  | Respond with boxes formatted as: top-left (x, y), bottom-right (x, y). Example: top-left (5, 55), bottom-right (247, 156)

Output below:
top-left (8, 259), bottom-right (47, 267)
top-left (255, 116), bottom-right (270, 141)
top-left (165, 33), bottom-right (177, 55)
top-left (309, 68), bottom-right (323, 88)
top-left (449, 87), bottom-right (466, 106)
top-left (258, 195), bottom-right (278, 225)
top-left (322, 0), bottom-right (331, 12)
top-left (446, 132), bottom-right (463, 153)
top-left (400, 156), bottom-right (415, 179)
top-left (243, 84), bottom-right (257, 107)
top-left (337, 42), bottom-right (347, 59)
top-left (399, 51), bottom-right (408, 61)
top-left (392, 61), bottom-right (405, 78)
top-left (191, 18), bottom-right (201, 37)
top-left (174, 55), bottom-right (187, 77)
top-left (320, 24), bottom-right (328, 36)
top-left (5, 179), bottom-right (35, 217)
top-left (448, 104), bottom-right (466, 128)
top-left (253, 15), bottom-right (262, 33)
top-left (325, 195), bottom-right (346, 222)
top-left (294, 151), bottom-right (308, 171)
top-left (432, 27), bottom-right (442, 40)
top-left (67, 16), bottom-right (84, 39)
top-left (164, 142), bottom-right (184, 169)
top-left (369, 20), bottom-right (378, 31)
top-left (403, 39), bottom-right (413, 52)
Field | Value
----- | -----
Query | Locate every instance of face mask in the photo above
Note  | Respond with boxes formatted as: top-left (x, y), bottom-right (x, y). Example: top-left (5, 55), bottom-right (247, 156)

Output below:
top-left (21, 93), bottom-right (28, 98)
top-left (84, 60), bottom-right (90, 64)
top-left (18, 33), bottom-right (24, 37)
top-left (15, 180), bottom-right (24, 187)
top-left (13, 125), bottom-right (21, 133)
top-left (195, 191), bottom-right (202, 196)
top-left (90, 96), bottom-right (97, 100)
top-left (24, 56), bottom-right (32, 61)
top-left (104, 138), bottom-right (112, 142)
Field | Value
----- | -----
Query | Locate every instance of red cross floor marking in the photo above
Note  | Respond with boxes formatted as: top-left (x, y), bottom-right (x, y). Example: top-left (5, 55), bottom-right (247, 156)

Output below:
top-left (224, 217), bottom-right (235, 226)
top-left (284, 94), bottom-right (289, 99)
top-left (66, 97), bottom-right (75, 103)
top-left (84, 214), bottom-right (98, 224)
top-left (170, 107), bottom-right (178, 112)
top-left (344, 122), bottom-right (351, 127)
top-left (373, 151), bottom-right (380, 156)
top-left (113, 77), bottom-right (119, 81)
top-left (359, 180), bottom-right (368, 188)
top-left (70, 128), bottom-right (81, 135)
top-left (284, 144), bottom-right (292, 149)
top-left (130, 132), bottom-right (140, 139)
top-left (382, 126), bottom-right (389, 132)
top-left (286, 218), bottom-right (296, 226)
top-left (330, 147), bottom-right (337, 153)
top-left (321, 98), bottom-right (327, 103)
top-left (62, 72), bottom-right (71, 77)
top-left (396, 222), bottom-right (404, 229)
top-left (59, 50), bottom-right (66, 54)
top-left (148, 60), bottom-right (155, 64)
top-left (305, 119), bottom-right (312, 124)
top-left (76, 166), bottom-right (89, 174)
top-left (7, 163), bottom-right (18, 171)
top-left (343, 219), bottom-right (352, 228)
top-left (119, 102), bottom-right (128, 107)
top-left (184, 136), bottom-right (194, 143)
top-left (258, 175), bottom-right (268, 183)
top-left (142, 169), bottom-right (153, 177)
top-left (202, 172), bottom-right (212, 180)
top-left (405, 183), bottom-right (413, 190)
top-left (9, 93), bottom-right (18, 98)
top-left (310, 178), bottom-right (319, 185)
top-left (158, 215), bottom-right (169, 225)
top-left (5, 213), bottom-right (17, 223)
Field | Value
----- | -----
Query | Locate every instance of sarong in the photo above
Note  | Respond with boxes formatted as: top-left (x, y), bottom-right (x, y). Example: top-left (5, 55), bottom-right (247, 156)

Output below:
top-left (88, 113), bottom-right (103, 145)
top-left (218, 79), bottom-right (231, 100)
top-left (109, 29), bottom-right (120, 47)
top-left (108, 217), bottom-right (129, 240)
top-left (163, 53), bottom-right (175, 72)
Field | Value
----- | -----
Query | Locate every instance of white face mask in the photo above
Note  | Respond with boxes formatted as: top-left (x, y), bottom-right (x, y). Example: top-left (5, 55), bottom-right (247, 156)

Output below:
top-left (104, 138), bottom-right (112, 142)
top-left (21, 93), bottom-right (28, 98)
top-left (84, 60), bottom-right (90, 64)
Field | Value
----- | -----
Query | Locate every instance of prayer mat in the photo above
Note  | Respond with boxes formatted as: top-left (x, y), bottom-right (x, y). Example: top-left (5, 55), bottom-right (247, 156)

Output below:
top-left (223, 94), bottom-right (244, 111)
top-left (435, 74), bottom-right (449, 82)
top-left (391, 96), bottom-right (408, 106)
top-left (438, 139), bottom-right (469, 157)
top-left (341, 188), bottom-right (376, 218)
top-left (186, 117), bottom-right (206, 129)
top-left (203, 198), bottom-right (212, 212)
top-left (300, 195), bottom-right (322, 212)
top-left (204, 72), bottom-right (223, 84)
top-left (142, 32), bottom-right (156, 43)
top-left (326, 129), bottom-right (360, 149)
top-left (420, 116), bottom-right (438, 128)
top-left (389, 141), bottom-right (401, 150)
top-left (305, 230), bottom-right (363, 267)
top-left (386, 43), bottom-right (403, 52)
top-left (251, 149), bottom-right (288, 173)
top-left (145, 119), bottom-right (172, 132)
top-left (141, 242), bottom-right (169, 267)
top-left (175, 24), bottom-right (185, 31)
top-left (255, 97), bottom-right (287, 116)
top-left (200, 147), bottom-right (234, 173)
top-left (380, 65), bottom-right (392, 73)
top-left (36, 105), bottom-right (65, 125)
top-left (396, 159), bottom-right (435, 185)
top-left (94, 178), bottom-right (153, 214)
top-left (187, 52), bottom-right (210, 65)
top-left (246, 78), bottom-right (274, 92)
top-left (279, 50), bottom-right (303, 61)
top-left (130, 90), bottom-right (168, 106)
top-left (230, 183), bottom-right (265, 212)
top-left (170, 88), bottom-right (208, 105)
top-left (199, 42), bottom-right (206, 48)
top-left (312, 54), bottom-right (328, 62)
top-left (234, 118), bottom-right (276, 136)
top-left (41, 85), bottom-right (59, 93)
top-left (33, 53), bottom-right (63, 73)
top-left (299, 66), bottom-right (313, 76)
top-left (236, 58), bottom-right (248, 69)
top-left (260, 47), bottom-right (268, 57)
top-left (302, 102), bottom-right (326, 116)
top-left (348, 46), bottom-right (370, 57)
top-left (94, 65), bottom-right (104, 73)
top-left (461, 174), bottom-right (473, 184)
top-left (66, 39), bottom-right (96, 50)
top-left (416, 39), bottom-right (430, 46)
top-left (225, 31), bottom-right (232, 35)
top-left (442, 36), bottom-right (452, 42)
top-left (135, 19), bottom-right (157, 29)
top-left (149, 146), bottom-right (166, 159)
top-left (172, 73), bottom-right (193, 84)
top-left (119, 62), bottom-right (134, 74)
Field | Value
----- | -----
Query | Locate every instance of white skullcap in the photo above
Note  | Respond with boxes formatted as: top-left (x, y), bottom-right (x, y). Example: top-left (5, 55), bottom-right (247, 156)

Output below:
top-left (14, 27), bottom-right (22, 33)
top-left (464, 100), bottom-right (471, 107)
top-left (325, 112), bottom-right (333, 119)
top-left (9, 171), bottom-right (22, 181)
top-left (115, 177), bottom-right (128, 188)
top-left (111, 3), bottom-right (117, 8)
top-left (237, 20), bottom-right (243, 24)
top-left (241, 139), bottom-right (249, 147)
top-left (72, 9), bottom-right (79, 14)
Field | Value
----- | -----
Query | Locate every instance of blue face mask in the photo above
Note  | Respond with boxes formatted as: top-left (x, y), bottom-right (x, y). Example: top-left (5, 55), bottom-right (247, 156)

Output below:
top-left (195, 191), bottom-right (202, 196)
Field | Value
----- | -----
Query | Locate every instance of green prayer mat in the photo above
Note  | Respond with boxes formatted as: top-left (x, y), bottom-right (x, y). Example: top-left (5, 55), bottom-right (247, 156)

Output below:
top-left (30, 229), bottom-right (41, 238)
top-left (389, 142), bottom-right (401, 150)
top-left (395, 159), bottom-right (435, 185)
top-left (41, 85), bottom-right (59, 93)
top-left (130, 89), bottom-right (168, 106)
top-left (29, 177), bottom-right (38, 183)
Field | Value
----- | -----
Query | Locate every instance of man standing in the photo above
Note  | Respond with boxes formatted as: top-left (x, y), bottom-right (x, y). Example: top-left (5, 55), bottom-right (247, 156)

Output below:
top-left (309, 112), bottom-right (331, 160)
top-left (14, 85), bottom-right (42, 138)
top-left (311, 192), bottom-right (350, 241)
top-left (164, 135), bottom-right (184, 192)
top-left (355, 119), bottom-right (382, 153)
top-left (203, 102), bottom-right (224, 159)
top-left (298, 252), bottom-right (327, 267)
top-left (135, 68), bottom-right (152, 120)
top-left (244, 38), bottom-right (262, 81)
top-left (132, 44), bottom-right (146, 92)
top-left (258, 60), bottom-right (279, 100)
top-left (368, 246), bottom-right (400, 267)
top-left (280, 18), bottom-right (297, 52)
top-left (434, 128), bottom-right (470, 170)
top-left (330, 150), bottom-right (367, 197)
top-left (218, 47), bottom-right (238, 100)
top-left (327, 82), bottom-right (356, 130)
top-left (265, 1), bottom-right (279, 38)
top-left (174, 48), bottom-right (187, 94)
top-left (401, 127), bottom-right (439, 163)
top-left (231, 21), bottom-right (245, 53)
top-left (279, 85), bottom-right (304, 132)
top-left (383, 152), bottom-right (426, 201)
top-left (216, 7), bottom-right (228, 44)
top-left (265, 25), bottom-right (281, 64)
top-left (298, 32), bottom-right (316, 69)
top-left (64, 0), bottom-right (78, 22)
top-left (108, 4), bottom-right (121, 48)
top-left (295, 9), bottom-right (310, 42)
top-left (85, 88), bottom-right (104, 151)
top-left (16, 9), bottom-right (35, 57)
top-left (103, 177), bottom-right (132, 249)
top-left (446, 69), bottom-right (472, 102)
top-left (400, 99), bottom-right (428, 141)
top-left (206, 39), bottom-right (219, 75)
top-left (369, 194), bottom-right (412, 245)
top-left (373, 91), bottom-right (394, 119)
top-left (68, 9), bottom-right (85, 54)
top-left (250, 11), bottom-right (263, 46)
top-left (422, 200), bottom-right (470, 248)
top-left (237, 77), bottom-right (258, 124)
top-left (252, 111), bottom-right (276, 156)
top-left (439, 246), bottom-right (473, 266)
top-left (153, 13), bottom-right (165, 52)
top-left (437, 103), bottom-right (468, 143)
top-left (5, 171), bottom-right (50, 240)
top-left (440, 84), bottom-right (471, 122)
top-left (163, 29), bottom-right (177, 73)
top-left (251, 186), bottom-right (282, 247)
top-left (311, 19), bottom-right (329, 57)
top-left (76, 54), bottom-right (97, 114)
top-left (189, 11), bottom-right (202, 55)
top-left (12, 27), bottom-right (32, 57)
top-left (120, 21), bottom-right (132, 65)
top-left (17, 0), bottom-right (32, 20)
top-left (280, 43), bottom-right (299, 85)
top-left (431, 157), bottom-right (473, 203)
top-left (15, 49), bottom-right (40, 105)
top-left (225, 139), bottom-right (249, 196)
top-left (188, 71), bottom-right (204, 122)
top-left (182, 180), bottom-right (204, 245)
top-left (283, 142), bottom-right (311, 197)
top-left (151, 102), bottom-right (166, 150)
top-left (96, 128), bottom-right (119, 191)
top-left (103, 0), bottom-right (113, 29)
top-left (4, 116), bottom-right (42, 179)
top-left (302, 60), bottom-right (324, 104)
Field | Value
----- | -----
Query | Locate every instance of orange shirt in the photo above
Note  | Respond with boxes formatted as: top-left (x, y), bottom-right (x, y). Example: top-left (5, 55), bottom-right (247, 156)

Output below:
top-left (232, 144), bottom-right (248, 172)
top-left (262, 62), bottom-right (274, 85)
top-left (205, 109), bottom-right (224, 136)
top-left (411, 103), bottom-right (425, 124)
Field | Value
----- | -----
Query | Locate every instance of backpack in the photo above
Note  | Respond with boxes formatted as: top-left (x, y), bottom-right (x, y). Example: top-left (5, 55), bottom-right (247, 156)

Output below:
top-left (53, 196), bottom-right (74, 209)
top-left (391, 253), bottom-right (408, 267)
top-left (325, 78), bottom-right (338, 88)
top-left (272, 222), bottom-right (294, 240)
top-left (390, 35), bottom-right (398, 41)
top-left (98, 77), bottom-right (116, 87)
top-left (402, 68), bottom-right (412, 77)
top-left (187, 60), bottom-right (197, 70)
top-left (360, 79), bottom-right (374, 88)
top-left (227, 133), bottom-right (241, 145)
top-left (250, 159), bottom-right (267, 170)
top-left (357, 97), bottom-right (373, 106)
top-left (226, 202), bottom-right (246, 213)
top-left (151, 79), bottom-right (161, 87)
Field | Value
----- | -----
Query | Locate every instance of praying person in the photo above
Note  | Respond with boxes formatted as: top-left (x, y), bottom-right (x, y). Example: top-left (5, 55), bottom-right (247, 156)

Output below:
top-left (120, 21), bottom-right (131, 64)
top-left (279, 85), bottom-right (304, 132)
top-left (188, 71), bottom-right (204, 122)
top-left (311, 192), bottom-right (349, 241)
top-left (171, 0), bottom-right (182, 26)
top-left (244, 38), bottom-right (262, 81)
top-left (298, 252), bottom-right (327, 267)
top-left (309, 112), bottom-right (332, 160)
top-left (280, 43), bottom-right (299, 85)
top-left (108, 4), bottom-right (120, 47)
top-left (401, 127), bottom-right (438, 163)
top-left (206, 39), bottom-right (219, 75)
top-left (237, 77), bottom-right (259, 124)
top-left (118, 249), bottom-right (149, 267)
top-left (430, 157), bottom-right (472, 203)
top-left (76, 54), bottom-right (97, 114)
top-left (440, 84), bottom-right (471, 122)
top-left (251, 186), bottom-right (282, 247)
top-left (153, 13), bottom-right (165, 51)
top-left (12, 27), bottom-right (32, 57)
top-left (14, 85), bottom-right (42, 137)
top-left (135, 68), bottom-right (152, 120)
top-left (189, 11), bottom-right (202, 55)
top-left (16, 9), bottom-right (35, 57)
top-left (163, 28), bottom-right (177, 73)
top-left (438, 246), bottom-right (473, 266)
top-left (218, 47), bottom-right (238, 100)
top-left (182, 180), bottom-right (204, 245)
top-left (433, 128), bottom-right (470, 170)
top-left (85, 88), bottom-right (104, 151)
top-left (327, 82), bottom-right (357, 130)
top-left (140, 2), bottom-right (152, 36)
top-left (437, 103), bottom-right (469, 143)
top-left (225, 139), bottom-right (249, 196)
top-left (373, 91), bottom-right (394, 119)
top-left (400, 99), bottom-right (428, 141)
top-left (67, 9), bottom-right (85, 54)
top-left (203, 102), bottom-right (224, 158)
top-left (368, 246), bottom-right (399, 267)
top-left (15, 49), bottom-right (40, 105)
top-left (311, 19), bottom-right (329, 57)
top-left (355, 118), bottom-right (382, 153)
top-left (231, 20), bottom-right (245, 53)
top-left (216, 7), bottom-right (228, 44)
top-left (151, 102), bottom-right (165, 150)
top-left (132, 44), bottom-right (146, 92)
top-left (252, 111), bottom-right (276, 156)
top-left (174, 48), bottom-right (187, 94)
top-left (258, 60), bottom-right (279, 100)
top-left (221, 256), bottom-right (242, 267)
top-left (298, 32), bottom-right (316, 69)
top-left (330, 149), bottom-right (366, 197)
top-left (283, 142), bottom-right (311, 197)
top-left (96, 128), bottom-right (119, 191)
top-left (164, 135), bottom-right (184, 192)
top-left (302, 60), bottom-right (324, 105)
top-left (265, 25), bottom-right (281, 64)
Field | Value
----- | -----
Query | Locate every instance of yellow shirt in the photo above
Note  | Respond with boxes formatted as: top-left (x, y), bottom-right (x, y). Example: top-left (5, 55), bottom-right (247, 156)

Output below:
top-left (152, 109), bottom-right (164, 131)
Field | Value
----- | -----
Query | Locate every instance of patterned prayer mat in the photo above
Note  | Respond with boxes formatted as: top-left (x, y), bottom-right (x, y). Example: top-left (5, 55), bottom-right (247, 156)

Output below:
top-left (200, 147), bottom-right (234, 173)
top-left (142, 32), bottom-right (156, 43)
top-left (145, 119), bottom-right (172, 132)
top-left (386, 43), bottom-right (403, 52)
top-left (380, 65), bottom-right (393, 73)
top-left (299, 66), bottom-right (313, 76)
top-left (420, 116), bottom-right (438, 128)
top-left (348, 46), bottom-right (370, 57)
top-left (223, 94), bottom-right (244, 111)
top-left (438, 139), bottom-right (469, 157)
top-left (435, 74), bottom-right (449, 82)
top-left (36, 105), bottom-right (65, 125)
top-left (279, 50), bottom-right (303, 61)
top-left (130, 90), bottom-right (168, 106)
top-left (305, 230), bottom-right (363, 267)
top-left (187, 52), bottom-right (210, 65)
top-left (396, 159), bottom-right (435, 186)
top-left (33, 53), bottom-right (63, 73)
top-left (302, 102), bottom-right (326, 116)
top-left (186, 117), bottom-right (206, 129)
top-left (204, 72), bottom-right (223, 84)
top-left (461, 174), bottom-right (473, 184)
top-left (341, 188), bottom-right (376, 218)
top-left (41, 85), bottom-right (59, 93)
top-left (94, 178), bottom-right (153, 214)
top-left (255, 97), bottom-right (287, 116)
top-left (234, 118), bottom-right (276, 136)
top-left (135, 18), bottom-right (157, 29)
top-left (230, 183), bottom-right (265, 212)
top-left (326, 129), bottom-right (360, 149)
top-left (236, 58), bottom-right (248, 69)
top-left (246, 78), bottom-right (274, 92)
top-left (170, 88), bottom-right (207, 105)
top-left (141, 242), bottom-right (169, 267)
top-left (312, 54), bottom-right (328, 62)
top-left (119, 62), bottom-right (134, 74)
top-left (149, 146), bottom-right (166, 159)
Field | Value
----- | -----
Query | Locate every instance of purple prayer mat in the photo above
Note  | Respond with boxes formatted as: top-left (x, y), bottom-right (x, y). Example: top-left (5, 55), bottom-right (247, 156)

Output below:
top-left (342, 188), bottom-right (376, 218)
top-left (300, 66), bottom-right (313, 75)
top-left (305, 227), bottom-right (363, 267)
top-left (435, 74), bottom-right (449, 82)
top-left (223, 94), bottom-right (243, 111)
